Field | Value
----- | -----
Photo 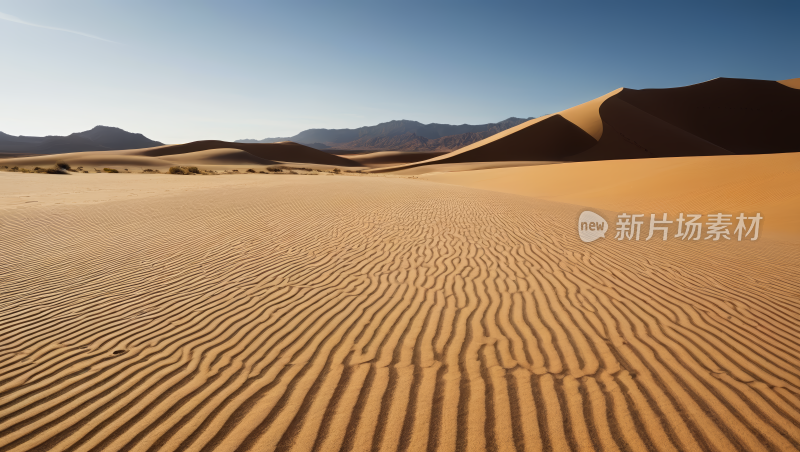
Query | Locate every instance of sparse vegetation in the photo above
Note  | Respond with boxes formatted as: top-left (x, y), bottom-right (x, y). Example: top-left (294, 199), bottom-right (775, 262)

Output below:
top-left (169, 166), bottom-right (209, 175)
top-left (247, 168), bottom-right (256, 173)
top-left (55, 162), bottom-right (71, 170)
top-left (332, 168), bottom-right (341, 174)
top-left (103, 168), bottom-right (119, 173)
top-left (266, 167), bottom-right (283, 173)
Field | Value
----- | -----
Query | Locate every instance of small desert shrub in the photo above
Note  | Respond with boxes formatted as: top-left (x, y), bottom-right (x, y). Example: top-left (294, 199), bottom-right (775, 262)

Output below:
top-left (55, 162), bottom-right (71, 170)
top-left (247, 168), bottom-right (255, 173)
top-left (45, 167), bottom-right (65, 174)
top-left (267, 167), bottom-right (282, 173)
top-left (169, 166), bottom-right (184, 174)
top-left (186, 166), bottom-right (200, 174)
top-left (332, 168), bottom-right (341, 174)
top-left (103, 168), bottom-right (119, 173)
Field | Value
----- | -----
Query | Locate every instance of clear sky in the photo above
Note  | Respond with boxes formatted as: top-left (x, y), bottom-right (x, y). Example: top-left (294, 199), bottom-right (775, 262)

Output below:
top-left (1, 0), bottom-right (798, 143)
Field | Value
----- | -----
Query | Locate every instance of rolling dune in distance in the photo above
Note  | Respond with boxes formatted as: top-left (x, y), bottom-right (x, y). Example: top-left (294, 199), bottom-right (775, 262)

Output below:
top-left (0, 140), bottom-right (359, 171)
top-left (1, 165), bottom-right (799, 451)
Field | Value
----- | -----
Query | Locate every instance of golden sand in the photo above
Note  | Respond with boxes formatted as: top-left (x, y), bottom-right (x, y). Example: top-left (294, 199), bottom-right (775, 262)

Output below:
top-left (1, 168), bottom-right (799, 451)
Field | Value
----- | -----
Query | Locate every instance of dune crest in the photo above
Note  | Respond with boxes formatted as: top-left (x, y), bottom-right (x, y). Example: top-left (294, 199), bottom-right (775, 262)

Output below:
top-left (558, 87), bottom-right (622, 139)
top-left (780, 78), bottom-right (800, 89)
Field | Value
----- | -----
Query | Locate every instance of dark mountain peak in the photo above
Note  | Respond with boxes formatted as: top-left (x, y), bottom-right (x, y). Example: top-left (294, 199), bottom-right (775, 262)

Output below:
top-left (72, 125), bottom-right (163, 150)
top-left (237, 117), bottom-right (535, 152)
top-left (0, 126), bottom-right (163, 155)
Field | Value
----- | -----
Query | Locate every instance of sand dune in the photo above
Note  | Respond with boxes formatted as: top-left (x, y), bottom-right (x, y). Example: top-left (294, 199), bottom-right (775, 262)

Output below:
top-left (387, 160), bottom-right (561, 176)
top-left (0, 140), bottom-right (358, 170)
top-left (159, 148), bottom-right (276, 166)
top-left (1, 167), bottom-right (799, 451)
top-left (0, 151), bottom-right (178, 169)
top-left (423, 152), bottom-right (800, 239)
top-left (339, 150), bottom-right (450, 167)
top-left (380, 77), bottom-right (800, 173)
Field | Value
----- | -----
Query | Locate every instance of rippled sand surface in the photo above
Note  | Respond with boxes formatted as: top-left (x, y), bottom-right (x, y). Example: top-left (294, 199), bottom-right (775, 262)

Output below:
top-left (1, 173), bottom-right (799, 451)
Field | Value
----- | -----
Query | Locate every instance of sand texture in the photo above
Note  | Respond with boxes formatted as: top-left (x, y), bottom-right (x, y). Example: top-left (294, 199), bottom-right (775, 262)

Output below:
top-left (423, 152), bottom-right (800, 239)
top-left (1, 170), bottom-right (799, 451)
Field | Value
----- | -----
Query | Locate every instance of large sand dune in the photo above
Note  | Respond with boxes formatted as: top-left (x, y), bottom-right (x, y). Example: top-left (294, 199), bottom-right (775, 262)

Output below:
top-left (1, 166), bottom-right (799, 451)
top-left (380, 77), bottom-right (800, 173)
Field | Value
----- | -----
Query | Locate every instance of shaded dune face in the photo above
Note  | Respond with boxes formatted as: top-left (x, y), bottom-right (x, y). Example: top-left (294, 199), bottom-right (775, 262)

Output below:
top-left (373, 115), bottom-right (598, 172)
top-left (1, 176), bottom-right (799, 451)
top-left (380, 77), bottom-right (800, 172)
top-left (575, 95), bottom-right (732, 161)
top-left (431, 114), bottom-right (598, 163)
top-left (606, 78), bottom-right (800, 155)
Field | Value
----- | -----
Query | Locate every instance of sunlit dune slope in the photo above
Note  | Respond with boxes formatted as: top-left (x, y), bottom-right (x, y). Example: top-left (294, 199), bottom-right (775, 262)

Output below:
top-left (779, 77), bottom-right (800, 89)
top-left (380, 77), bottom-right (800, 173)
top-left (423, 152), bottom-right (800, 238)
top-left (0, 151), bottom-right (181, 169)
top-left (159, 148), bottom-right (275, 166)
top-left (0, 140), bottom-right (359, 169)
top-left (124, 140), bottom-right (359, 166)
top-left (1, 173), bottom-right (799, 451)
top-left (338, 150), bottom-right (449, 167)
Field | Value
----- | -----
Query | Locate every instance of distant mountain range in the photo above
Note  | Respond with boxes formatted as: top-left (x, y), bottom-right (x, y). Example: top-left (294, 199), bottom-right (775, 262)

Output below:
top-left (0, 126), bottom-right (163, 155)
top-left (236, 118), bottom-right (534, 152)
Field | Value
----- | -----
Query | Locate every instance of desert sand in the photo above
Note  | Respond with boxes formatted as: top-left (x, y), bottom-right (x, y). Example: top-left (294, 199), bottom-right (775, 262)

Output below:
top-left (1, 159), bottom-right (799, 451)
top-left (423, 152), bottom-right (800, 240)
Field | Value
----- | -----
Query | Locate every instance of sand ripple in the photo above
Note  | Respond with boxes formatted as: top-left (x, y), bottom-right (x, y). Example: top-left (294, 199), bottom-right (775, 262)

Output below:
top-left (1, 176), bottom-right (799, 451)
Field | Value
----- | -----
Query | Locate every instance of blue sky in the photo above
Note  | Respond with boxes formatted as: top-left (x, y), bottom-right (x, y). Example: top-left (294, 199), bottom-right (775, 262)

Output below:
top-left (1, 0), bottom-right (798, 143)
